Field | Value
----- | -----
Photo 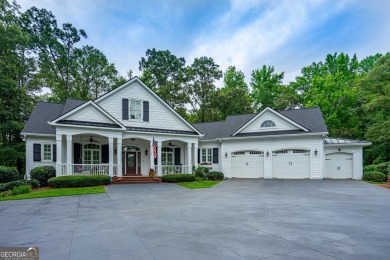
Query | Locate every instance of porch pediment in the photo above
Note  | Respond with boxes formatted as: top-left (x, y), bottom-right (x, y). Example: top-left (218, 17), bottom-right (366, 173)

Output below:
top-left (50, 101), bottom-right (125, 130)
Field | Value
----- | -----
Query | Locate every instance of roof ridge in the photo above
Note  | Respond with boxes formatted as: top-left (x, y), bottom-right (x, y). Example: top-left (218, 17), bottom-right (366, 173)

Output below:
top-left (36, 101), bottom-right (64, 105)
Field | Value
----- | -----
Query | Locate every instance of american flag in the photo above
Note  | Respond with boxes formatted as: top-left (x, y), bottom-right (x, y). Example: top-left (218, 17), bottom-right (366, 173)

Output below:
top-left (152, 137), bottom-right (157, 159)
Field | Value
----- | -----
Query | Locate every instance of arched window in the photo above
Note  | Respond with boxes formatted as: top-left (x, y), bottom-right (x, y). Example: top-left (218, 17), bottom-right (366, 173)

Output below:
top-left (162, 147), bottom-right (174, 165)
top-left (84, 144), bottom-right (100, 164)
top-left (261, 120), bottom-right (276, 128)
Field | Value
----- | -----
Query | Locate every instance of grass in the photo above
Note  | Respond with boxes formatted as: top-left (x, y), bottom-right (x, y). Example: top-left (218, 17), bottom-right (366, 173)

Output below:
top-left (0, 186), bottom-right (106, 201)
top-left (177, 180), bottom-right (222, 189)
top-left (362, 180), bottom-right (387, 184)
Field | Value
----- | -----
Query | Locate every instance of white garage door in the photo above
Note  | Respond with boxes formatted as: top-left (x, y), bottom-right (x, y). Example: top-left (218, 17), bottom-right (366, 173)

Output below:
top-left (325, 153), bottom-right (353, 179)
top-left (272, 150), bottom-right (310, 179)
top-left (231, 151), bottom-right (264, 178)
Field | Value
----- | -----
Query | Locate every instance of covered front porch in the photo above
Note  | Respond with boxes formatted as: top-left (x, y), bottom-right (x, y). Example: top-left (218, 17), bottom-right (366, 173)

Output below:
top-left (55, 131), bottom-right (199, 177)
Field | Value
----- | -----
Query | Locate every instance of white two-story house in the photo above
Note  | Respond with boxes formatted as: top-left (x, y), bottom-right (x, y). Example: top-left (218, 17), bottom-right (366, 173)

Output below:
top-left (21, 77), bottom-right (370, 180)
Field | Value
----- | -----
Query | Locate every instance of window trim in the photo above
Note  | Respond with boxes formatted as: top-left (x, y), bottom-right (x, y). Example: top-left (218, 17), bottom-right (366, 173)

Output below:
top-left (201, 148), bottom-right (212, 164)
top-left (161, 147), bottom-right (174, 165)
top-left (129, 99), bottom-right (143, 121)
top-left (42, 143), bottom-right (53, 162)
top-left (83, 143), bottom-right (101, 165)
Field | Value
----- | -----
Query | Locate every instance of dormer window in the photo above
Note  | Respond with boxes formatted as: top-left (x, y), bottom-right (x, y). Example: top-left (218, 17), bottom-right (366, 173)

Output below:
top-left (261, 120), bottom-right (276, 127)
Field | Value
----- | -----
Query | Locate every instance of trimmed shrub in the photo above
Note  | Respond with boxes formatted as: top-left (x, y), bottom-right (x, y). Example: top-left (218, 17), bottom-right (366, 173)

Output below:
top-left (162, 174), bottom-right (195, 183)
top-left (0, 180), bottom-right (40, 192)
top-left (0, 166), bottom-right (19, 183)
top-left (206, 171), bottom-right (224, 180)
top-left (363, 162), bottom-right (389, 176)
top-left (363, 171), bottom-right (386, 182)
top-left (48, 175), bottom-right (111, 188)
top-left (30, 166), bottom-right (56, 186)
top-left (11, 185), bottom-right (32, 196)
top-left (194, 167), bottom-right (209, 179)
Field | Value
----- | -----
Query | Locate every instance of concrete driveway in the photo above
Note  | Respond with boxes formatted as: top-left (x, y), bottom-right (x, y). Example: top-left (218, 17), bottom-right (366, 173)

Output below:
top-left (0, 180), bottom-right (389, 260)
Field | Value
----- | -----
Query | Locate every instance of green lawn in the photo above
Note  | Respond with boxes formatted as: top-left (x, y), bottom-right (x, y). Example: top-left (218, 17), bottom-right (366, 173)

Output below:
top-left (362, 180), bottom-right (387, 184)
top-left (177, 180), bottom-right (222, 189)
top-left (0, 186), bottom-right (106, 201)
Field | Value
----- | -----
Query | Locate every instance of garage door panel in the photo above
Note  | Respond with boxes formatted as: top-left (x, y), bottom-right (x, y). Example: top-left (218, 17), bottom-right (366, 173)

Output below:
top-left (231, 151), bottom-right (264, 178)
top-left (272, 150), bottom-right (310, 179)
top-left (325, 153), bottom-right (353, 179)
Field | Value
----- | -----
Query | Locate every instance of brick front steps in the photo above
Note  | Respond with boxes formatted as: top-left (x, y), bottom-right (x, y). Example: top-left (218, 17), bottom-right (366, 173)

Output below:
top-left (112, 176), bottom-right (162, 184)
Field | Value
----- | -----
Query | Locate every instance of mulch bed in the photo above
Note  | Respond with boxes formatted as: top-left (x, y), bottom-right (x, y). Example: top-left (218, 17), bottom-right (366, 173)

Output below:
top-left (376, 184), bottom-right (390, 189)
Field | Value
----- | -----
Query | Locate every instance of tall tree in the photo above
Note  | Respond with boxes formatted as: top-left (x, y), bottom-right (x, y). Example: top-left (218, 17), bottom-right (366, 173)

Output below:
top-left (139, 48), bottom-right (188, 109)
top-left (186, 57), bottom-right (222, 122)
top-left (250, 65), bottom-right (284, 111)
top-left (223, 66), bottom-right (248, 91)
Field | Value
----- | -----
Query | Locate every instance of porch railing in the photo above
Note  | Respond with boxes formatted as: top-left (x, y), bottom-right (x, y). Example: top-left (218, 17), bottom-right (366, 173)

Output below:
top-left (155, 165), bottom-right (191, 175)
top-left (61, 164), bottom-right (113, 176)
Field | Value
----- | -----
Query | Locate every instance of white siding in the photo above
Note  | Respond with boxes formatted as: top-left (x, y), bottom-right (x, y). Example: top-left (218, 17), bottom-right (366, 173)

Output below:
top-left (221, 135), bottom-right (323, 179)
top-left (97, 81), bottom-right (193, 132)
top-left (240, 111), bottom-right (300, 133)
top-left (198, 142), bottom-right (222, 172)
top-left (324, 146), bottom-right (363, 180)
top-left (25, 136), bottom-right (56, 177)
top-left (66, 106), bottom-right (112, 124)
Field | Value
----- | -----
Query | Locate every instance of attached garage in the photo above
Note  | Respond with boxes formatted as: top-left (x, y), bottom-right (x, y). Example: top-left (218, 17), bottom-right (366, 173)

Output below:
top-left (231, 151), bottom-right (264, 178)
top-left (272, 149), bottom-right (310, 179)
top-left (325, 152), bottom-right (353, 179)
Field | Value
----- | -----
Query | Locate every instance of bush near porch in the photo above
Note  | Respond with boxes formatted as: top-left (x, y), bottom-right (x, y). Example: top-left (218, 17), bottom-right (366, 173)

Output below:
top-left (162, 174), bottom-right (195, 183)
top-left (48, 175), bottom-right (111, 188)
top-left (30, 166), bottom-right (56, 186)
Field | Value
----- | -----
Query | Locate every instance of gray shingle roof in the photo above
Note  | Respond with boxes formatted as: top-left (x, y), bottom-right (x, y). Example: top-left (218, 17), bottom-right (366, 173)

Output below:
top-left (21, 102), bottom-right (65, 135)
top-left (62, 99), bottom-right (86, 114)
top-left (192, 107), bottom-right (328, 140)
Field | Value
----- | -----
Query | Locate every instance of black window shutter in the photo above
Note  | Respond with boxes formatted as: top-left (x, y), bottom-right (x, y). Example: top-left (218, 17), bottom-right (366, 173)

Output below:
top-left (213, 148), bottom-right (219, 163)
top-left (198, 148), bottom-right (200, 163)
top-left (122, 98), bottom-right (129, 120)
top-left (73, 143), bottom-right (81, 164)
top-left (33, 144), bottom-right (41, 162)
top-left (174, 148), bottom-right (181, 165)
top-left (53, 144), bottom-right (57, 162)
top-left (143, 101), bottom-right (149, 122)
top-left (101, 145), bottom-right (109, 163)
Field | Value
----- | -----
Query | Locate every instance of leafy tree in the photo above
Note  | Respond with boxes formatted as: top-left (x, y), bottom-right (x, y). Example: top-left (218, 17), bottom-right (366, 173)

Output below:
top-left (250, 65), bottom-right (284, 111)
top-left (214, 88), bottom-right (253, 120)
top-left (186, 57), bottom-right (222, 122)
top-left (357, 53), bottom-right (390, 163)
top-left (223, 66), bottom-right (248, 91)
top-left (139, 48), bottom-right (188, 109)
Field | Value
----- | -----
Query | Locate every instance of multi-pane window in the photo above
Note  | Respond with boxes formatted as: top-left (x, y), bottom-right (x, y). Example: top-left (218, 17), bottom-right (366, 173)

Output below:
top-left (130, 99), bottom-right (142, 120)
top-left (261, 120), bottom-right (276, 127)
top-left (162, 147), bottom-right (173, 165)
top-left (201, 148), bottom-right (212, 163)
top-left (43, 144), bottom-right (52, 161)
top-left (84, 144), bottom-right (100, 164)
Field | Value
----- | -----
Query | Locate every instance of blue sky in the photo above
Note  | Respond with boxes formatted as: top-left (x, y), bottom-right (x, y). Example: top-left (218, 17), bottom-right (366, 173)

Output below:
top-left (19, 0), bottom-right (390, 84)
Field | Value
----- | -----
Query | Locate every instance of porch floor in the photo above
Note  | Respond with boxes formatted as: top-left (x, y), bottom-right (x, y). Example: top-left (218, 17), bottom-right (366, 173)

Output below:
top-left (112, 176), bottom-right (162, 184)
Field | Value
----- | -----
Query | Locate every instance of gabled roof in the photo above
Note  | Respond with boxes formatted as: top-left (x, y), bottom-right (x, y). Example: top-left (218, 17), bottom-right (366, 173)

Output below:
top-left (62, 99), bottom-right (86, 114)
top-left (21, 102), bottom-right (65, 135)
top-left (193, 107), bottom-right (328, 140)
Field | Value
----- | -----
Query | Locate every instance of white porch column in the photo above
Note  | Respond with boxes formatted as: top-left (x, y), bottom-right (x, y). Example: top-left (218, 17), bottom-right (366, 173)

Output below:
top-left (56, 134), bottom-right (62, 176)
top-left (157, 141), bottom-right (162, 176)
top-left (187, 143), bottom-right (192, 173)
top-left (108, 137), bottom-right (113, 177)
top-left (66, 135), bottom-right (72, 175)
top-left (117, 138), bottom-right (122, 177)
top-left (150, 139), bottom-right (155, 170)
top-left (193, 142), bottom-right (198, 168)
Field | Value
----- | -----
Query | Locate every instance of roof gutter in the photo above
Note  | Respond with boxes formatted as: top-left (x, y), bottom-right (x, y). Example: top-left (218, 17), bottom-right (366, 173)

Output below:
top-left (216, 132), bottom-right (329, 141)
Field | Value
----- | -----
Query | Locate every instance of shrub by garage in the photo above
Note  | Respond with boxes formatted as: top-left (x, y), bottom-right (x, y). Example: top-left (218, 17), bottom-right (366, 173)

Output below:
top-left (363, 171), bottom-right (386, 182)
top-left (363, 162), bottom-right (389, 177)
top-left (162, 174), bottom-right (195, 183)
top-left (30, 166), bottom-right (56, 186)
top-left (206, 171), bottom-right (224, 180)
top-left (194, 167), bottom-right (209, 179)
top-left (0, 166), bottom-right (19, 183)
top-left (48, 175), bottom-right (111, 188)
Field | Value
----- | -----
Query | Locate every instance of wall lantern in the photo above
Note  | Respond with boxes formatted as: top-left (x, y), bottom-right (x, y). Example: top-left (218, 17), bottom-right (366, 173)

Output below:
top-left (225, 152), bottom-right (228, 158)
top-left (338, 148), bottom-right (341, 152)
top-left (145, 148), bottom-right (149, 156)
top-left (266, 151), bottom-right (269, 157)
top-left (314, 149), bottom-right (318, 156)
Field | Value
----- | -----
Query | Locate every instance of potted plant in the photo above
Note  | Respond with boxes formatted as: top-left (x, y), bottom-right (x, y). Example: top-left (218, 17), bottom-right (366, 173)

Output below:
top-left (149, 168), bottom-right (155, 177)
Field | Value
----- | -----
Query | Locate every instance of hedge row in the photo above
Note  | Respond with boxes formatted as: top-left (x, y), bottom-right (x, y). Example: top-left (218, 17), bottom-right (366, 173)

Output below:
top-left (0, 179), bottom-right (40, 192)
top-left (0, 166), bottom-right (19, 183)
top-left (30, 166), bottom-right (56, 186)
top-left (48, 175), bottom-right (111, 188)
top-left (363, 162), bottom-right (389, 176)
top-left (362, 171), bottom-right (386, 182)
top-left (162, 174), bottom-right (195, 183)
